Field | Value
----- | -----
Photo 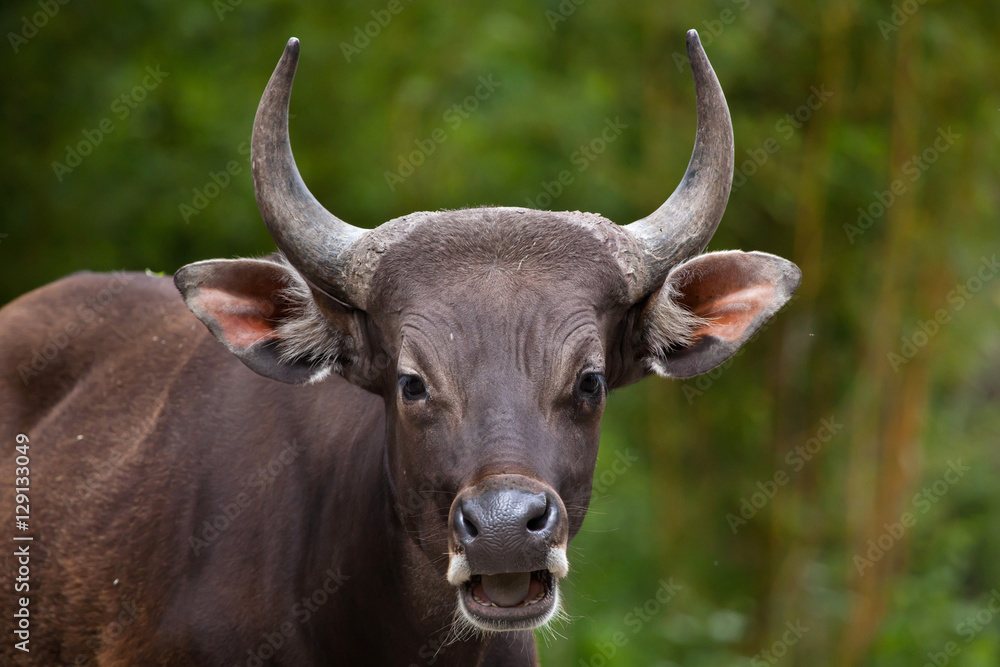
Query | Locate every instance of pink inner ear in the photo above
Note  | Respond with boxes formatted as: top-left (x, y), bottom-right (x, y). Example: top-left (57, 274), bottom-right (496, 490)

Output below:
top-left (197, 287), bottom-right (279, 350)
top-left (688, 283), bottom-right (776, 342)
top-left (671, 257), bottom-right (780, 343)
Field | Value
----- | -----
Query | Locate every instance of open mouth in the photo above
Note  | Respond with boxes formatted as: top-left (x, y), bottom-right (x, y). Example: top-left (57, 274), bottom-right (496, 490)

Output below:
top-left (459, 570), bottom-right (557, 630)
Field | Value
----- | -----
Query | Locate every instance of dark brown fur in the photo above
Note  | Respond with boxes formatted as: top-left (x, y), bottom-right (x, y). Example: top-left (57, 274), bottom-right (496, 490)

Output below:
top-left (0, 271), bottom-right (534, 666)
top-left (0, 208), bottom-right (798, 665)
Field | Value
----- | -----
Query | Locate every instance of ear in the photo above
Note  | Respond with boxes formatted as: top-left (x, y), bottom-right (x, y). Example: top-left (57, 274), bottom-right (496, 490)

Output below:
top-left (640, 250), bottom-right (801, 379)
top-left (174, 257), bottom-right (365, 385)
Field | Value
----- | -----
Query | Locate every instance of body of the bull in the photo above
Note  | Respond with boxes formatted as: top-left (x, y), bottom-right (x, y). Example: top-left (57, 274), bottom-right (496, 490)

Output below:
top-left (0, 29), bottom-right (801, 667)
top-left (0, 271), bottom-right (532, 666)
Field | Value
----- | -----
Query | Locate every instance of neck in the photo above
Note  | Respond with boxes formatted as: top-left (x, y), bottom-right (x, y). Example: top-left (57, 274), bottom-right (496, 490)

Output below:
top-left (298, 394), bottom-right (499, 666)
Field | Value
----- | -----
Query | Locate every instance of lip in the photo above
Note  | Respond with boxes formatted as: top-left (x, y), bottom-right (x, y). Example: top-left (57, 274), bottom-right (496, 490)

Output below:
top-left (458, 570), bottom-right (557, 631)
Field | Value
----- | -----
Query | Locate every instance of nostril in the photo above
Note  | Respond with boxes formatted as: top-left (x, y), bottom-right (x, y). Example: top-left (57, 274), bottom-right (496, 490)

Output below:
top-left (463, 515), bottom-right (479, 538)
top-left (525, 497), bottom-right (552, 532)
top-left (454, 503), bottom-right (480, 543)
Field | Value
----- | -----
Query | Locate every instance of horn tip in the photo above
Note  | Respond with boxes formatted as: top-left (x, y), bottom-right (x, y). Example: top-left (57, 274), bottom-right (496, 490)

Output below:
top-left (284, 37), bottom-right (300, 57)
top-left (686, 30), bottom-right (707, 57)
top-left (685, 29), bottom-right (709, 73)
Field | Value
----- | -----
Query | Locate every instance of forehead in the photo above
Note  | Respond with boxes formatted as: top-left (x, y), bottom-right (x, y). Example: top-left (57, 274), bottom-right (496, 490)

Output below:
top-left (369, 207), bottom-right (631, 312)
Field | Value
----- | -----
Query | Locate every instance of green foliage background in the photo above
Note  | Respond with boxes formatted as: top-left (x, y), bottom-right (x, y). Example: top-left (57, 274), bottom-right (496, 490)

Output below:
top-left (2, 0), bottom-right (998, 664)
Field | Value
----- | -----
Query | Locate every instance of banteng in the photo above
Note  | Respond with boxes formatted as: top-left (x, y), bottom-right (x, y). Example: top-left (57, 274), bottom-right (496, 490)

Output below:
top-left (0, 31), bottom-right (799, 666)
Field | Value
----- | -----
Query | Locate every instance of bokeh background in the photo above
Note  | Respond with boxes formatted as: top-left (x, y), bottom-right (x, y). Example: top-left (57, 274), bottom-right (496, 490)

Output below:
top-left (2, 0), bottom-right (998, 665)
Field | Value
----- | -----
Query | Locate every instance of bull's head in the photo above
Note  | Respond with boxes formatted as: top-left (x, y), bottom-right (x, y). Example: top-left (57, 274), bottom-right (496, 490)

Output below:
top-left (175, 32), bottom-right (799, 633)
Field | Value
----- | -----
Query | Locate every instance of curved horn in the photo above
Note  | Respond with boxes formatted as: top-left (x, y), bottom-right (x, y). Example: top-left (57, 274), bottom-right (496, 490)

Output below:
top-left (252, 38), bottom-right (366, 306)
top-left (624, 30), bottom-right (734, 295)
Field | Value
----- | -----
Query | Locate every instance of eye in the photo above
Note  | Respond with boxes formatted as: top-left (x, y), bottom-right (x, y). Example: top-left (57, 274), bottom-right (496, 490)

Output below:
top-left (399, 374), bottom-right (428, 402)
top-left (575, 372), bottom-right (605, 400)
